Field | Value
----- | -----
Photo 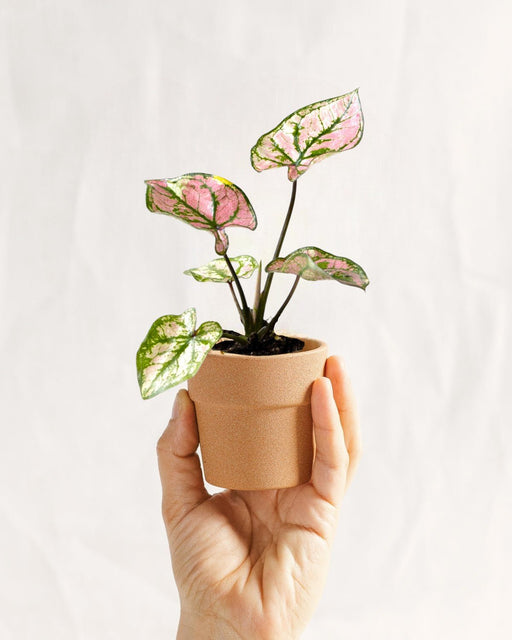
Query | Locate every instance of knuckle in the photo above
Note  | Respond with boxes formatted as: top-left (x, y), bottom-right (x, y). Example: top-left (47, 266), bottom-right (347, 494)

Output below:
top-left (349, 444), bottom-right (362, 463)
top-left (340, 450), bottom-right (350, 472)
top-left (156, 425), bottom-right (175, 456)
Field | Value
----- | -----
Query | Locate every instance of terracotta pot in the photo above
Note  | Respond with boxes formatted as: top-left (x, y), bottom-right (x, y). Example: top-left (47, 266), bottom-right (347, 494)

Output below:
top-left (187, 337), bottom-right (327, 490)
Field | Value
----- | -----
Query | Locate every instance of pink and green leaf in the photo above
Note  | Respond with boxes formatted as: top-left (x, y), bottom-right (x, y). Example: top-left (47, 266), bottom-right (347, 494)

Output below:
top-left (136, 308), bottom-right (222, 399)
top-left (184, 254), bottom-right (258, 283)
top-left (266, 246), bottom-right (369, 290)
top-left (251, 89), bottom-right (363, 181)
top-left (145, 173), bottom-right (257, 255)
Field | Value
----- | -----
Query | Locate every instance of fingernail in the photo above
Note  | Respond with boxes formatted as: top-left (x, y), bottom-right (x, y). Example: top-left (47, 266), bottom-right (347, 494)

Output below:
top-left (172, 389), bottom-right (186, 419)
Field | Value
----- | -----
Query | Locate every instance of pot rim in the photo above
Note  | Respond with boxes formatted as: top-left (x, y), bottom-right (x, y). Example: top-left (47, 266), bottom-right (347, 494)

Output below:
top-left (209, 335), bottom-right (327, 361)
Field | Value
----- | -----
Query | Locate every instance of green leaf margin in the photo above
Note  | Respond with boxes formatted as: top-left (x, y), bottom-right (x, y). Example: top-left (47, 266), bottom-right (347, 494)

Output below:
top-left (136, 307), bottom-right (222, 399)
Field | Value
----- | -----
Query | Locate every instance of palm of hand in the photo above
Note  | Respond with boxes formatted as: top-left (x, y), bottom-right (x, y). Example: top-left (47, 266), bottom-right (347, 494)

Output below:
top-left (168, 485), bottom-right (336, 638)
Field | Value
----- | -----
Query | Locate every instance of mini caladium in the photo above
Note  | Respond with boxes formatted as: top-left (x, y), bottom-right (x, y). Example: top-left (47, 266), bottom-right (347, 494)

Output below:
top-left (136, 307), bottom-right (222, 399)
top-left (184, 255), bottom-right (259, 283)
top-left (145, 173), bottom-right (257, 254)
top-left (266, 246), bottom-right (369, 290)
top-left (139, 91), bottom-right (369, 401)
top-left (251, 89), bottom-right (363, 181)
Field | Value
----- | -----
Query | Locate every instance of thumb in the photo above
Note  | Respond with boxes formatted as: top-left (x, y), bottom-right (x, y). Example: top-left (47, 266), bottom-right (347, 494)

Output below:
top-left (156, 390), bottom-right (209, 533)
top-left (310, 377), bottom-right (349, 507)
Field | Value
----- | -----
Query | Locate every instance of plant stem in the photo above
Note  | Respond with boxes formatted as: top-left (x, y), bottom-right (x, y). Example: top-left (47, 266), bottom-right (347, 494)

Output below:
top-left (272, 179), bottom-right (298, 261)
top-left (228, 281), bottom-right (243, 322)
top-left (221, 330), bottom-right (248, 344)
top-left (255, 180), bottom-right (297, 327)
top-left (252, 261), bottom-right (262, 323)
top-left (224, 254), bottom-right (253, 333)
top-left (264, 275), bottom-right (301, 336)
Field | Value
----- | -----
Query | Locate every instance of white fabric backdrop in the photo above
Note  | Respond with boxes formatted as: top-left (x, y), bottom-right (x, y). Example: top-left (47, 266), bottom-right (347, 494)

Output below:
top-left (1, 0), bottom-right (511, 638)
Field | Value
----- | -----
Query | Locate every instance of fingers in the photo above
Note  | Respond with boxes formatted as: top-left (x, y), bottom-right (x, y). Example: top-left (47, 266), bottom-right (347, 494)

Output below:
top-left (325, 356), bottom-right (362, 488)
top-left (310, 377), bottom-right (349, 506)
top-left (157, 390), bottom-right (209, 533)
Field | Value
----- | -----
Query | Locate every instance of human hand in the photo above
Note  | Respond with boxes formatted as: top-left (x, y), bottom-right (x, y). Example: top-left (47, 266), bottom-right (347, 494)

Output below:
top-left (157, 355), bottom-right (361, 640)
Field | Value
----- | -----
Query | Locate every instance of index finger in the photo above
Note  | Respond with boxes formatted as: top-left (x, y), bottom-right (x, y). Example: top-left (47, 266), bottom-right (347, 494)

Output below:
top-left (157, 390), bottom-right (209, 534)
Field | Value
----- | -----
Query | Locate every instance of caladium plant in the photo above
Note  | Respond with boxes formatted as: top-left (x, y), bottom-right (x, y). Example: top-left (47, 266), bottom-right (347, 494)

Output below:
top-left (137, 88), bottom-right (369, 400)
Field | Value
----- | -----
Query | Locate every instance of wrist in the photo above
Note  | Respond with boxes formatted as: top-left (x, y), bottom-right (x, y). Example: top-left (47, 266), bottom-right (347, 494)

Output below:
top-left (177, 610), bottom-right (244, 640)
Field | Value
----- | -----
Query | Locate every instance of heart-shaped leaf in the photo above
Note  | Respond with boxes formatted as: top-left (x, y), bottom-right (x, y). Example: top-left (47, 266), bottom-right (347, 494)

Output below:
top-left (136, 307), bottom-right (222, 399)
top-left (251, 89), bottom-right (363, 181)
top-left (266, 246), bottom-right (369, 290)
top-left (145, 173), bottom-right (257, 255)
top-left (184, 254), bottom-right (259, 283)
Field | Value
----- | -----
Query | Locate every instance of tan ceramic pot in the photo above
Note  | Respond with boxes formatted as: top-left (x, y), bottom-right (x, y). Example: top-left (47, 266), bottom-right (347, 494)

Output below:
top-left (187, 337), bottom-right (327, 490)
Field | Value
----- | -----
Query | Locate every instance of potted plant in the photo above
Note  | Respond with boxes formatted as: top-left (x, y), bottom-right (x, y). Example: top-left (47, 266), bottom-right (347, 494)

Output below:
top-left (136, 89), bottom-right (369, 490)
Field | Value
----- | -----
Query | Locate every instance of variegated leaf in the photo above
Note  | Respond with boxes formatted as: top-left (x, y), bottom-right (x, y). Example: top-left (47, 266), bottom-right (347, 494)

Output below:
top-left (136, 307), bottom-right (222, 399)
top-left (145, 173), bottom-right (257, 255)
top-left (266, 246), bottom-right (369, 290)
top-left (184, 254), bottom-right (258, 283)
top-left (251, 89), bottom-right (363, 181)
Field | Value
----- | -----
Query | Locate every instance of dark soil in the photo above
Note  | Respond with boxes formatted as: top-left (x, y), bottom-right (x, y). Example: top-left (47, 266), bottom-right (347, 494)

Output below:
top-left (213, 333), bottom-right (305, 356)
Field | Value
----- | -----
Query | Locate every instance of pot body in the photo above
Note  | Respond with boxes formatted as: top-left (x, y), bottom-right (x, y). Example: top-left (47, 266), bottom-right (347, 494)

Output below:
top-left (187, 337), bottom-right (327, 490)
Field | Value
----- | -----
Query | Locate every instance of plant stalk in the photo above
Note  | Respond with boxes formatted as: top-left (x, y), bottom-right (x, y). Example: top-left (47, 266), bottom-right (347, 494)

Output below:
top-left (224, 254), bottom-right (253, 333)
top-left (221, 330), bottom-right (248, 345)
top-left (264, 274), bottom-right (301, 337)
top-left (255, 180), bottom-right (297, 327)
top-left (228, 281), bottom-right (244, 322)
top-left (252, 261), bottom-right (262, 323)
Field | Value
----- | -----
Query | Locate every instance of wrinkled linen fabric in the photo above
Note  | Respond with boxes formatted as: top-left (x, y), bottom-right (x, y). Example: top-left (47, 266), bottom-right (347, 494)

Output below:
top-left (1, 1), bottom-right (511, 638)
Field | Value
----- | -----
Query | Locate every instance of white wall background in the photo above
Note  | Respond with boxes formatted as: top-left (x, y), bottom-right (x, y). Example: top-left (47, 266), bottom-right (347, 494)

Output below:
top-left (1, 0), bottom-right (511, 638)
